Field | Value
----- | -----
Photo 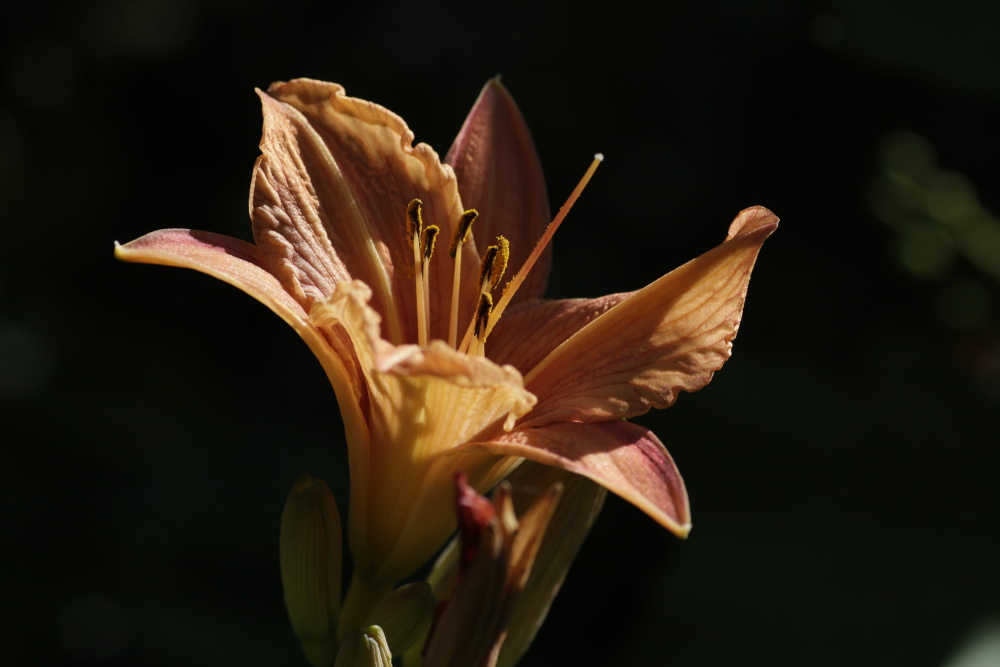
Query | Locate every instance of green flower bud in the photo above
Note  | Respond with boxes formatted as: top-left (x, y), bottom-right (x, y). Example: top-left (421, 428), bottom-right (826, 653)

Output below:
top-left (334, 626), bottom-right (392, 667)
top-left (369, 582), bottom-right (435, 656)
top-left (280, 474), bottom-right (343, 667)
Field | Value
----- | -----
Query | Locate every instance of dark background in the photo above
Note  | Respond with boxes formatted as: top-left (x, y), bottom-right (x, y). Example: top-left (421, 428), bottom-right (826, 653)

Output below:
top-left (3, 1), bottom-right (999, 665)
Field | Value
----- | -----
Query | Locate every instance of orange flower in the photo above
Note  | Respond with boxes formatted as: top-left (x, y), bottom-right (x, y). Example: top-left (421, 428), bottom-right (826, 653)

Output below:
top-left (115, 78), bottom-right (777, 621)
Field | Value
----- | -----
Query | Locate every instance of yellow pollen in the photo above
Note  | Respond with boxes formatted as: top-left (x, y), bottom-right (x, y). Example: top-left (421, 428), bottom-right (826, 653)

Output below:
top-left (489, 236), bottom-right (509, 291)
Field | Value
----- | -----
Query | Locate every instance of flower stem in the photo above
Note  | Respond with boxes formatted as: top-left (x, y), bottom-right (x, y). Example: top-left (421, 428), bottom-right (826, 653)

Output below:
top-left (338, 573), bottom-right (393, 644)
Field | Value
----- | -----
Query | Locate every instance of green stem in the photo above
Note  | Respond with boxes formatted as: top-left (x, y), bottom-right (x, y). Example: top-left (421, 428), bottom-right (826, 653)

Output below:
top-left (338, 573), bottom-right (393, 643)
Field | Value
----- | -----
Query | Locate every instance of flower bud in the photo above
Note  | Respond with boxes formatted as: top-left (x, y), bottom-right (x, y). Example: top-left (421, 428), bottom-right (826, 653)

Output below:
top-left (334, 626), bottom-right (392, 667)
top-left (369, 582), bottom-right (435, 656)
top-left (280, 474), bottom-right (343, 667)
top-left (497, 463), bottom-right (606, 667)
top-left (422, 473), bottom-right (561, 667)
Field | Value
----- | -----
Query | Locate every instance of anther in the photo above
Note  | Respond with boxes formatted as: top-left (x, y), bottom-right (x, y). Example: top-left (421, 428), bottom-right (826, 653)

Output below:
top-left (478, 245), bottom-right (499, 290)
top-left (449, 210), bottom-right (478, 258)
top-left (489, 236), bottom-right (509, 291)
top-left (406, 199), bottom-right (423, 241)
top-left (422, 225), bottom-right (440, 262)
top-left (473, 292), bottom-right (493, 342)
top-left (448, 210), bottom-right (479, 348)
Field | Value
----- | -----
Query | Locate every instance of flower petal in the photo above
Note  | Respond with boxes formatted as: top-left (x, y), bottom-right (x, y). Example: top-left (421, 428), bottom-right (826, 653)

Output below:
top-left (467, 420), bottom-right (690, 536)
top-left (310, 280), bottom-right (536, 584)
top-left (486, 294), bottom-right (628, 372)
top-left (519, 206), bottom-right (778, 427)
top-left (114, 229), bottom-right (366, 421)
top-left (445, 79), bottom-right (552, 303)
top-left (254, 79), bottom-right (477, 345)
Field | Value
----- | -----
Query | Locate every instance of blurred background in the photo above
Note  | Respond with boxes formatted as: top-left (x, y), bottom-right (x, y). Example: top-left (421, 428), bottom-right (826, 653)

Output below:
top-left (3, 0), bottom-right (999, 665)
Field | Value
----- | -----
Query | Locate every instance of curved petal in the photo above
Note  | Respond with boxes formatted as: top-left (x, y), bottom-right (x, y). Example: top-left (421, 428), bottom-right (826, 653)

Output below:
top-left (486, 294), bottom-right (628, 372)
top-left (310, 281), bottom-right (535, 584)
top-left (445, 79), bottom-right (552, 303)
top-left (251, 91), bottom-right (353, 307)
top-left (520, 206), bottom-right (778, 427)
top-left (255, 79), bottom-right (479, 346)
top-left (465, 420), bottom-right (690, 537)
top-left (114, 229), bottom-right (366, 427)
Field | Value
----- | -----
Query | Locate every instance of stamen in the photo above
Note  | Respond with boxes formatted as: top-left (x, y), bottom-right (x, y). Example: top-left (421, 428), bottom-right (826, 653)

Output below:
top-left (478, 244), bottom-right (500, 291)
top-left (449, 210), bottom-right (478, 258)
top-left (422, 225), bottom-right (440, 261)
top-left (421, 225), bottom-right (440, 342)
top-left (484, 154), bottom-right (603, 340)
top-left (458, 237), bottom-right (510, 354)
top-left (407, 199), bottom-right (428, 348)
top-left (406, 199), bottom-right (423, 243)
top-left (470, 292), bottom-right (493, 356)
top-left (448, 210), bottom-right (478, 348)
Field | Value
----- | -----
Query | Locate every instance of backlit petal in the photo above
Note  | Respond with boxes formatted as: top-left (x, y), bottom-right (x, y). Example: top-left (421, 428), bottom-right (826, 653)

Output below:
top-left (445, 79), bottom-right (552, 303)
top-left (487, 294), bottom-right (627, 372)
top-left (114, 229), bottom-right (366, 425)
top-left (256, 79), bottom-right (477, 346)
top-left (520, 206), bottom-right (778, 427)
top-left (310, 280), bottom-right (536, 583)
top-left (466, 420), bottom-right (690, 536)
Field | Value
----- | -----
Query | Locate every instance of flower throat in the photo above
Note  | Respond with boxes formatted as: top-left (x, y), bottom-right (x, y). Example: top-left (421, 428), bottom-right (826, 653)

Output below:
top-left (405, 154), bottom-right (604, 357)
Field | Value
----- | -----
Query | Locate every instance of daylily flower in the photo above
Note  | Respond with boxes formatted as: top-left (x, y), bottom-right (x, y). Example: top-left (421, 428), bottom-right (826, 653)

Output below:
top-left (115, 77), bottom-right (777, 630)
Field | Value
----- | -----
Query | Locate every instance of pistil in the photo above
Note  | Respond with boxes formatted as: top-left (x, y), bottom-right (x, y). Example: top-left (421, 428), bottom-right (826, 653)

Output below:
top-left (484, 154), bottom-right (603, 340)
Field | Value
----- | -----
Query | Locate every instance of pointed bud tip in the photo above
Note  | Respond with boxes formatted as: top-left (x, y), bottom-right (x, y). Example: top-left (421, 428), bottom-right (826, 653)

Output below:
top-left (334, 625), bottom-right (392, 667)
